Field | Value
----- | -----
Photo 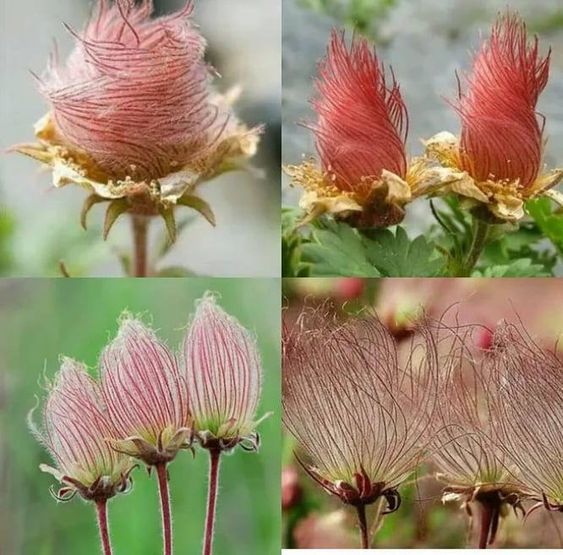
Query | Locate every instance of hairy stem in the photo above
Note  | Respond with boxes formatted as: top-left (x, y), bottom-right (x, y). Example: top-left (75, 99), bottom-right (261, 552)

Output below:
top-left (156, 463), bottom-right (173, 555)
top-left (356, 504), bottom-right (369, 549)
top-left (132, 215), bottom-right (149, 277)
top-left (203, 449), bottom-right (221, 555)
top-left (95, 499), bottom-right (113, 555)
top-left (459, 218), bottom-right (490, 277)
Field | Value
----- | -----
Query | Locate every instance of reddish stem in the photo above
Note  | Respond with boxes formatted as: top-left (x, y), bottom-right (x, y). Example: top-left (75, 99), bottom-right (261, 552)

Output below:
top-left (203, 449), bottom-right (221, 555)
top-left (132, 215), bottom-right (149, 277)
top-left (478, 502), bottom-right (492, 549)
top-left (95, 499), bottom-right (113, 555)
top-left (156, 463), bottom-right (173, 555)
top-left (356, 504), bottom-right (369, 549)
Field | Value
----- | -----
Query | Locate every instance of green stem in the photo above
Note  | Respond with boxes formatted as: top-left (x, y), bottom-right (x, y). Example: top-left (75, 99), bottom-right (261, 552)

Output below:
top-left (356, 504), bottom-right (369, 549)
top-left (458, 218), bottom-right (491, 277)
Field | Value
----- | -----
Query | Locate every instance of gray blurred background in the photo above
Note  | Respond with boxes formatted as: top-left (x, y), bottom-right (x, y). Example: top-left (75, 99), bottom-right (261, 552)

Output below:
top-left (283, 0), bottom-right (563, 234)
top-left (0, 0), bottom-right (281, 277)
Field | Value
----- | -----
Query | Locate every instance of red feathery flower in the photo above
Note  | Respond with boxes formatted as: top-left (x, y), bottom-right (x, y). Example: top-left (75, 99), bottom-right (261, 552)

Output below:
top-left (40, 0), bottom-right (214, 181)
top-left (457, 13), bottom-right (550, 188)
top-left (100, 316), bottom-right (191, 466)
top-left (312, 30), bottom-right (408, 189)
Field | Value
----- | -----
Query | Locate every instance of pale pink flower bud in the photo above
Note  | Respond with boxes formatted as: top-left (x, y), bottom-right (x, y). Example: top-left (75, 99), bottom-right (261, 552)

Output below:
top-left (100, 316), bottom-right (191, 466)
top-left (30, 358), bottom-right (134, 503)
top-left (181, 294), bottom-right (267, 452)
top-left (458, 13), bottom-right (550, 188)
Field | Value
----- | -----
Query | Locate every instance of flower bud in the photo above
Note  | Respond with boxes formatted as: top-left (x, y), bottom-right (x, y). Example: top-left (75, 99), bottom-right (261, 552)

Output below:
top-left (181, 294), bottom-right (267, 452)
top-left (100, 316), bottom-right (191, 466)
top-left (30, 358), bottom-right (134, 502)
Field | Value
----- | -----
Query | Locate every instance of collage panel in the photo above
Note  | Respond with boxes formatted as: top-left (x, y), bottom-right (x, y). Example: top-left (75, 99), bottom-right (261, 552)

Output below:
top-left (282, 0), bottom-right (563, 279)
top-left (1, 0), bottom-right (280, 278)
top-left (282, 277), bottom-right (563, 549)
top-left (0, 278), bottom-right (280, 555)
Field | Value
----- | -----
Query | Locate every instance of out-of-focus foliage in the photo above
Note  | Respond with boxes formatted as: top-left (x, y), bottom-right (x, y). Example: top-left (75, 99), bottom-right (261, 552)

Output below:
top-left (0, 279), bottom-right (280, 555)
top-left (0, 206), bottom-right (15, 273)
top-left (298, 0), bottom-right (399, 37)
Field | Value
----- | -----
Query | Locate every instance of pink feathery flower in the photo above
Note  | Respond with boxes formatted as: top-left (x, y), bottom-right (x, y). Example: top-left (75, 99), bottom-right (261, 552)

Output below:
top-left (30, 358), bottom-right (134, 503)
top-left (313, 30), bottom-right (408, 190)
top-left (100, 316), bottom-right (191, 466)
top-left (39, 0), bottom-right (217, 182)
top-left (181, 293), bottom-right (266, 452)
top-left (457, 12), bottom-right (550, 188)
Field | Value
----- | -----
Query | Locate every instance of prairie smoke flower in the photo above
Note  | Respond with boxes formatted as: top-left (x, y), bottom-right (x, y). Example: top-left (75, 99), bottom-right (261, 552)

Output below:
top-left (181, 294), bottom-right (267, 452)
top-left (282, 306), bottom-right (437, 548)
top-left (487, 324), bottom-right (563, 516)
top-left (425, 12), bottom-right (563, 222)
top-left (30, 357), bottom-right (134, 503)
top-left (286, 30), bottom-right (460, 228)
top-left (431, 324), bottom-right (527, 548)
top-left (16, 0), bottom-right (260, 238)
top-left (100, 316), bottom-right (191, 466)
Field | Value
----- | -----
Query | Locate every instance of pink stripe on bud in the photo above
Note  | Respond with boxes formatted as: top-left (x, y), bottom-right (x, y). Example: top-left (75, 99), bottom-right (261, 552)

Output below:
top-left (100, 317), bottom-right (189, 449)
top-left (181, 294), bottom-right (262, 446)
top-left (457, 12), bottom-right (550, 188)
top-left (40, 0), bottom-right (226, 181)
top-left (312, 29), bottom-right (408, 190)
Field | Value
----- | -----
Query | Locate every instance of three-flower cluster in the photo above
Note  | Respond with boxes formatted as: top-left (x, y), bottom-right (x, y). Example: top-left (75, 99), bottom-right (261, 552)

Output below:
top-left (30, 294), bottom-right (267, 555)
top-left (283, 305), bottom-right (563, 549)
top-left (287, 11), bottom-right (562, 226)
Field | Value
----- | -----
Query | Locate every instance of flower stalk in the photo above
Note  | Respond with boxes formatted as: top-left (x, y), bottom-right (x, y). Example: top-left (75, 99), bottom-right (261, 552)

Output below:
top-left (458, 218), bottom-right (491, 276)
top-left (96, 499), bottom-right (113, 555)
top-left (203, 449), bottom-right (221, 555)
top-left (355, 504), bottom-right (369, 549)
top-left (156, 463), bottom-right (173, 555)
top-left (132, 215), bottom-right (150, 277)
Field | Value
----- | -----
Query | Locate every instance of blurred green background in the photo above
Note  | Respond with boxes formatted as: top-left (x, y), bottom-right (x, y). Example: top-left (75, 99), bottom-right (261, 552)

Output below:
top-left (0, 278), bottom-right (281, 555)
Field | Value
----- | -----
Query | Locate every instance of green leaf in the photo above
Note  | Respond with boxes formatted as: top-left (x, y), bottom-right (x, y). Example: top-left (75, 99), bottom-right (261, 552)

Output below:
top-left (302, 220), bottom-right (380, 277)
top-left (473, 258), bottom-right (550, 277)
top-left (526, 197), bottom-right (563, 253)
top-left (282, 208), bottom-right (311, 277)
top-left (363, 227), bottom-right (444, 277)
top-left (103, 199), bottom-right (129, 240)
top-left (177, 194), bottom-right (216, 227)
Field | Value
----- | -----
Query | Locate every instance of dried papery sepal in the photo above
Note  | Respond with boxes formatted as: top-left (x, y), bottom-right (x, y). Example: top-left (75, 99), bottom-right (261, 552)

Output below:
top-left (283, 303), bottom-right (439, 546)
top-left (429, 321), bottom-right (529, 548)
top-left (29, 357), bottom-right (135, 503)
top-left (181, 293), bottom-right (269, 454)
top-left (486, 323), bottom-right (563, 515)
top-left (14, 0), bottom-right (261, 239)
top-left (285, 29), bottom-right (478, 229)
top-left (100, 314), bottom-right (192, 467)
top-left (424, 11), bottom-right (563, 222)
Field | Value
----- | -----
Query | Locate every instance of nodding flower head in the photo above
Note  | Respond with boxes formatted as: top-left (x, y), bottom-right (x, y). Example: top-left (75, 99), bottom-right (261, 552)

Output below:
top-left (181, 293), bottom-right (268, 453)
top-left (100, 315), bottom-right (191, 467)
top-left (487, 323), bottom-right (563, 517)
top-left (430, 323), bottom-right (528, 548)
top-left (425, 12), bottom-right (563, 221)
top-left (16, 0), bottom-right (261, 236)
top-left (29, 358), bottom-right (135, 503)
top-left (282, 305), bottom-right (437, 512)
top-left (285, 29), bottom-right (416, 228)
